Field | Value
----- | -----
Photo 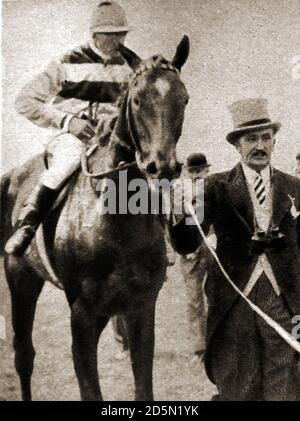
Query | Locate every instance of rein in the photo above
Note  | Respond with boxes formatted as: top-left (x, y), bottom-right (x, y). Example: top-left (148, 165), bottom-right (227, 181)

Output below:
top-left (81, 144), bottom-right (137, 179)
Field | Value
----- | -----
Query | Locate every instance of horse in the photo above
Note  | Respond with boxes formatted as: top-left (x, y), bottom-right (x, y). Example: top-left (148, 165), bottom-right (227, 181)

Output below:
top-left (0, 36), bottom-right (190, 401)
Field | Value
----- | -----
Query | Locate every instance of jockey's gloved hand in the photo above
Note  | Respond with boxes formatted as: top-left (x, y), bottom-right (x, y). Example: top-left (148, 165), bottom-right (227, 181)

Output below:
top-left (68, 117), bottom-right (96, 143)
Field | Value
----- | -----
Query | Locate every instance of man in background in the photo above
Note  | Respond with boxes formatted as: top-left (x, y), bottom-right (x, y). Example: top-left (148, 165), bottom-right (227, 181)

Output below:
top-left (179, 153), bottom-right (214, 363)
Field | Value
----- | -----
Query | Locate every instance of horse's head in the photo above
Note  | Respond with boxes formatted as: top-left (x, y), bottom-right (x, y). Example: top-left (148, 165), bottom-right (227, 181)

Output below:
top-left (119, 36), bottom-right (190, 181)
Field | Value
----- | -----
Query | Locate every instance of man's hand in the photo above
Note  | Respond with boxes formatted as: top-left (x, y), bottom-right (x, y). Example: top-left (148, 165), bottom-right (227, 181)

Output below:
top-left (68, 117), bottom-right (96, 143)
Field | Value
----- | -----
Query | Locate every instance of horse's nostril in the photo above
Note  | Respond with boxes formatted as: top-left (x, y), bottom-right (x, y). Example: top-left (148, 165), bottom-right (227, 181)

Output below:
top-left (146, 162), bottom-right (158, 175)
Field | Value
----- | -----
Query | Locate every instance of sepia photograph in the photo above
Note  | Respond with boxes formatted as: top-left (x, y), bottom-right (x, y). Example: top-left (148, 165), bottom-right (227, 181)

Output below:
top-left (1, 0), bottom-right (300, 404)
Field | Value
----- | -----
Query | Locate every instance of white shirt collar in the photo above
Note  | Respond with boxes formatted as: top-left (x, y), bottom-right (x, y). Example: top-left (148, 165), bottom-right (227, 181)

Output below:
top-left (241, 162), bottom-right (271, 187)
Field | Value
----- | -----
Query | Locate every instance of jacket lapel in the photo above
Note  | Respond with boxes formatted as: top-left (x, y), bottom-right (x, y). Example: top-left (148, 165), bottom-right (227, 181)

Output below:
top-left (223, 166), bottom-right (291, 232)
top-left (271, 169), bottom-right (292, 228)
top-left (222, 163), bottom-right (255, 233)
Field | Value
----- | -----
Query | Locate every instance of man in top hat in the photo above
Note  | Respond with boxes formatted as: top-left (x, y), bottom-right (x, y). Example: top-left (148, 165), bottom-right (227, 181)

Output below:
top-left (5, 1), bottom-right (137, 256)
top-left (170, 98), bottom-right (300, 400)
top-left (179, 153), bottom-right (213, 362)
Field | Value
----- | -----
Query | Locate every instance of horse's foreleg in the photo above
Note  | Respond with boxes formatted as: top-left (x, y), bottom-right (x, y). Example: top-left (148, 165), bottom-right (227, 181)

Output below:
top-left (125, 301), bottom-right (156, 401)
top-left (5, 256), bottom-right (45, 401)
top-left (71, 299), bottom-right (108, 401)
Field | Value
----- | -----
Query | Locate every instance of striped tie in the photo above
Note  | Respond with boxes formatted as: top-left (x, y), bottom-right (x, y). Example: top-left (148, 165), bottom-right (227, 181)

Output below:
top-left (254, 172), bottom-right (266, 205)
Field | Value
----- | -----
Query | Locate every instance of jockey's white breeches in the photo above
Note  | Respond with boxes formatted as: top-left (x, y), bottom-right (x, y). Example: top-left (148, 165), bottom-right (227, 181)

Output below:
top-left (41, 133), bottom-right (84, 190)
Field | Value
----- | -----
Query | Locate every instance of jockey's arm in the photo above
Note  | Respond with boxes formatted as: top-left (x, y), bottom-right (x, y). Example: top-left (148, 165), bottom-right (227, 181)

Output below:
top-left (15, 59), bottom-right (71, 131)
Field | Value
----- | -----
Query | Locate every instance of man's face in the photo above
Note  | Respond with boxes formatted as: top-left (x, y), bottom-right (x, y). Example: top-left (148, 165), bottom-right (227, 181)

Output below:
top-left (185, 166), bottom-right (210, 181)
top-left (94, 32), bottom-right (127, 57)
top-left (236, 128), bottom-right (275, 171)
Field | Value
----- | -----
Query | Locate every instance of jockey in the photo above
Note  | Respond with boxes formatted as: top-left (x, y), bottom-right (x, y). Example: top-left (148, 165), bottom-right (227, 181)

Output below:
top-left (5, 1), bottom-right (136, 256)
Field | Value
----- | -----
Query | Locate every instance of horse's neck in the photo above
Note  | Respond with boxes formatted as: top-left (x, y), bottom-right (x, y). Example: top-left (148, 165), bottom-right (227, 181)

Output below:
top-left (106, 93), bottom-right (136, 168)
top-left (56, 158), bottom-right (158, 259)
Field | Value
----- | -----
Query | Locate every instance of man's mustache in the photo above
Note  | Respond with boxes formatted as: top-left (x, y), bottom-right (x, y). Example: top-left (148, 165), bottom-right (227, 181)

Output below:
top-left (251, 150), bottom-right (268, 157)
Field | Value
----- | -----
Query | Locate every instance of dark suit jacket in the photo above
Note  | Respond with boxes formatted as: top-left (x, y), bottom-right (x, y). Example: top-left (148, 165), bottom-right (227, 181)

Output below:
top-left (170, 163), bottom-right (300, 382)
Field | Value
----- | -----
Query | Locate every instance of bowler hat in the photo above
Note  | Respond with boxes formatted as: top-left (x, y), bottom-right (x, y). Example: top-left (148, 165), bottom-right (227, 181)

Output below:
top-left (186, 153), bottom-right (211, 171)
top-left (226, 98), bottom-right (281, 144)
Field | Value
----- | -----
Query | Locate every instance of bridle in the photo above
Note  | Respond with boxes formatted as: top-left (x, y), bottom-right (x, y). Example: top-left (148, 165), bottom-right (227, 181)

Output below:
top-left (81, 56), bottom-right (180, 179)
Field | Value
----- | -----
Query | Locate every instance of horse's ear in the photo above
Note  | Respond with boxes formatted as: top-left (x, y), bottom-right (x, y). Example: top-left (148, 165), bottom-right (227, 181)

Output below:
top-left (171, 35), bottom-right (190, 71)
top-left (119, 44), bottom-right (142, 70)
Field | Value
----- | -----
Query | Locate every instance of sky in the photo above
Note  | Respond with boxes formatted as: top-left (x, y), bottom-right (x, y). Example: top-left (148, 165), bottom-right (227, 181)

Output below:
top-left (1, 0), bottom-right (300, 174)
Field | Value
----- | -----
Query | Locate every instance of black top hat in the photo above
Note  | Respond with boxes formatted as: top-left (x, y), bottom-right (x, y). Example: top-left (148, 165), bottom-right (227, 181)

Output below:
top-left (186, 153), bottom-right (211, 170)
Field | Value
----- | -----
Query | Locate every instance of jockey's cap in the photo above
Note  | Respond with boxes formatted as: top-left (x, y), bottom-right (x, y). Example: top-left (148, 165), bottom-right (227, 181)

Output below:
top-left (90, 1), bottom-right (132, 34)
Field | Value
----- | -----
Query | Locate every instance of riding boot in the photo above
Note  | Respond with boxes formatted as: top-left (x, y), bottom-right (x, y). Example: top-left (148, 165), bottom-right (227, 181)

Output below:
top-left (4, 183), bottom-right (59, 257)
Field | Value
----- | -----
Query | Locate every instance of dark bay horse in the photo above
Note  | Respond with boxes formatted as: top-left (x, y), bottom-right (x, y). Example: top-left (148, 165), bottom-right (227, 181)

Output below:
top-left (0, 36), bottom-right (190, 401)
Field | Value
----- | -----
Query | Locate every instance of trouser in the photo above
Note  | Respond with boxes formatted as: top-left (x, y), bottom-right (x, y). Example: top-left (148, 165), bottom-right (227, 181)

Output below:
top-left (181, 251), bottom-right (209, 353)
top-left (165, 237), bottom-right (176, 266)
top-left (210, 273), bottom-right (299, 400)
top-left (41, 133), bottom-right (85, 190)
top-left (40, 110), bottom-right (119, 190)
